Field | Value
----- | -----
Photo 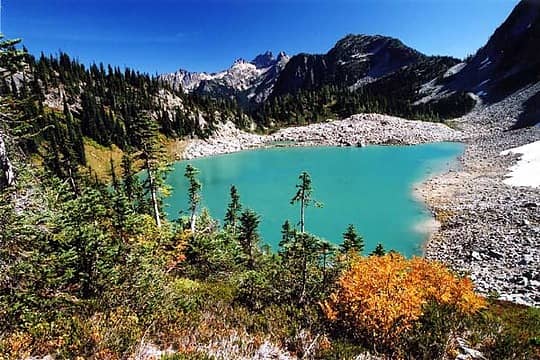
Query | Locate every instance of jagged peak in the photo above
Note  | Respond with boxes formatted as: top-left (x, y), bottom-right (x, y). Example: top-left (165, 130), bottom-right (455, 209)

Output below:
top-left (251, 51), bottom-right (275, 68)
top-left (277, 51), bottom-right (289, 61)
top-left (232, 58), bottom-right (250, 66)
top-left (174, 68), bottom-right (191, 74)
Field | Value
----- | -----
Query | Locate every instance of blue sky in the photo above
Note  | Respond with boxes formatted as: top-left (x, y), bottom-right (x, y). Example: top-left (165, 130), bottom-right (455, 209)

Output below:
top-left (4, 0), bottom-right (519, 74)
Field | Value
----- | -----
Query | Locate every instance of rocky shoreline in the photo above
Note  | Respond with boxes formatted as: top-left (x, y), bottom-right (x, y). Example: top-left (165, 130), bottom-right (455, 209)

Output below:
top-left (420, 85), bottom-right (540, 307)
top-left (183, 96), bottom-right (539, 307)
top-left (183, 113), bottom-right (463, 159)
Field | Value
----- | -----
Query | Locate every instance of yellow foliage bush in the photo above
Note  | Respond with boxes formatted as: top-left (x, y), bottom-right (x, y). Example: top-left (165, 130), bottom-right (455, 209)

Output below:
top-left (322, 253), bottom-right (485, 348)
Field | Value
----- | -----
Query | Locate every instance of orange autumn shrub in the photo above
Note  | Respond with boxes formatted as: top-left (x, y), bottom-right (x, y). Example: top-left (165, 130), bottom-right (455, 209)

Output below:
top-left (323, 253), bottom-right (485, 348)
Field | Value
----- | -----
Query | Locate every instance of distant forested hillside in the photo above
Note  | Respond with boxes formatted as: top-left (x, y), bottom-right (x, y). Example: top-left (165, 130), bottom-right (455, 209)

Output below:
top-left (1, 49), bottom-right (248, 178)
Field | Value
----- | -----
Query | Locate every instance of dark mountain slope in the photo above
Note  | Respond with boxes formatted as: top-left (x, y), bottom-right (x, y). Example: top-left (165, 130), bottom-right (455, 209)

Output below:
top-left (271, 34), bottom-right (426, 96)
top-left (515, 90), bottom-right (540, 127)
top-left (363, 56), bottom-right (460, 101)
top-left (437, 0), bottom-right (540, 102)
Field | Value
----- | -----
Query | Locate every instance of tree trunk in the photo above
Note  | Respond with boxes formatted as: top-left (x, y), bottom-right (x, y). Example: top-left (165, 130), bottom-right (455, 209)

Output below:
top-left (300, 189), bottom-right (305, 233)
top-left (66, 160), bottom-right (80, 197)
top-left (0, 130), bottom-right (15, 189)
top-left (248, 241), bottom-right (254, 270)
top-left (190, 205), bottom-right (197, 232)
top-left (300, 241), bottom-right (307, 305)
top-left (146, 157), bottom-right (161, 228)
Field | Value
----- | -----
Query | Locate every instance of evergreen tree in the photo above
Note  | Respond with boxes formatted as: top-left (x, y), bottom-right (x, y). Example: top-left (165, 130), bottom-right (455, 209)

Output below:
top-left (340, 224), bottom-right (364, 255)
top-left (238, 209), bottom-right (260, 269)
top-left (110, 183), bottom-right (133, 241)
top-left (224, 185), bottom-right (241, 233)
top-left (278, 219), bottom-right (295, 251)
top-left (290, 171), bottom-right (321, 233)
top-left (371, 243), bottom-right (386, 257)
top-left (120, 151), bottom-right (142, 206)
top-left (0, 36), bottom-right (26, 190)
top-left (319, 240), bottom-right (335, 287)
top-left (135, 112), bottom-right (166, 228)
top-left (184, 164), bottom-right (201, 232)
top-left (54, 187), bottom-right (114, 299)
top-left (108, 158), bottom-right (132, 240)
top-left (109, 157), bottom-right (118, 191)
top-left (281, 231), bottom-right (324, 305)
top-left (0, 35), bottom-right (25, 75)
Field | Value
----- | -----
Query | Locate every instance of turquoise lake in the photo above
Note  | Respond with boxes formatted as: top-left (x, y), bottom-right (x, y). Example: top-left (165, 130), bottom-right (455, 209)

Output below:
top-left (164, 142), bottom-right (464, 256)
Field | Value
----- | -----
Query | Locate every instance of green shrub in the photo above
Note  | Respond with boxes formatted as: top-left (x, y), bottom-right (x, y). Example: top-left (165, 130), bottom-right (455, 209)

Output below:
top-left (467, 301), bottom-right (540, 360)
top-left (315, 339), bottom-right (366, 360)
top-left (403, 302), bottom-right (466, 359)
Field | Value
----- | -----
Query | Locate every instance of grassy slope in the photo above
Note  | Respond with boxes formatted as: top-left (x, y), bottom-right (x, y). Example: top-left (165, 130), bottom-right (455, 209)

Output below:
top-left (84, 137), bottom-right (188, 182)
top-left (83, 139), bottom-right (125, 183)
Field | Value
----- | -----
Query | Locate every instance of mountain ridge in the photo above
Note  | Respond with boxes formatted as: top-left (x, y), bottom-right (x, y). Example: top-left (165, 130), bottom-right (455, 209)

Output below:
top-left (424, 0), bottom-right (540, 110)
top-left (272, 34), bottom-right (428, 97)
top-left (160, 50), bottom-right (290, 105)
top-left (161, 1), bottom-right (540, 127)
top-left (161, 34), bottom-right (432, 105)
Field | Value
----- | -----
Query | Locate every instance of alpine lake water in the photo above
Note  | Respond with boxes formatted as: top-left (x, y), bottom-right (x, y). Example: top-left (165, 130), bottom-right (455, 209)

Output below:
top-left (164, 142), bottom-right (464, 256)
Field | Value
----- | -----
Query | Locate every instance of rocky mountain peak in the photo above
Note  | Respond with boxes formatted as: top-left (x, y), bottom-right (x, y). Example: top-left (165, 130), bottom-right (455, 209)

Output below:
top-left (232, 58), bottom-right (250, 67)
top-left (251, 51), bottom-right (275, 68)
top-left (271, 33), bottom-right (426, 96)
top-left (277, 51), bottom-right (289, 62)
top-left (250, 51), bottom-right (289, 69)
top-left (330, 34), bottom-right (423, 61)
top-left (160, 50), bottom-right (290, 104)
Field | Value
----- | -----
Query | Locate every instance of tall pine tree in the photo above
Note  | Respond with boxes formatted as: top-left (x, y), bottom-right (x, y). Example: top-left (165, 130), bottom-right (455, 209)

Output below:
top-left (224, 185), bottom-right (242, 233)
top-left (184, 164), bottom-right (201, 232)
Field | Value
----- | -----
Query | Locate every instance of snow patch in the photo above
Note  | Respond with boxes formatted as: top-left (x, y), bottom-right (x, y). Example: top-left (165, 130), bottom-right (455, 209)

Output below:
top-left (231, 61), bottom-right (257, 72)
top-left (443, 62), bottom-right (466, 78)
top-left (467, 92), bottom-right (482, 105)
top-left (414, 77), bottom-right (451, 105)
top-left (477, 79), bottom-right (491, 87)
top-left (350, 52), bottom-right (372, 60)
top-left (479, 56), bottom-right (491, 71)
top-left (500, 141), bottom-right (540, 188)
top-left (348, 76), bottom-right (376, 91)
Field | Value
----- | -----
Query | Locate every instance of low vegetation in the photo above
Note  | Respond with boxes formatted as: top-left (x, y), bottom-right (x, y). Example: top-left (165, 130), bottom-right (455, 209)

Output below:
top-left (2, 155), bottom-right (538, 358)
top-left (323, 254), bottom-right (486, 357)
